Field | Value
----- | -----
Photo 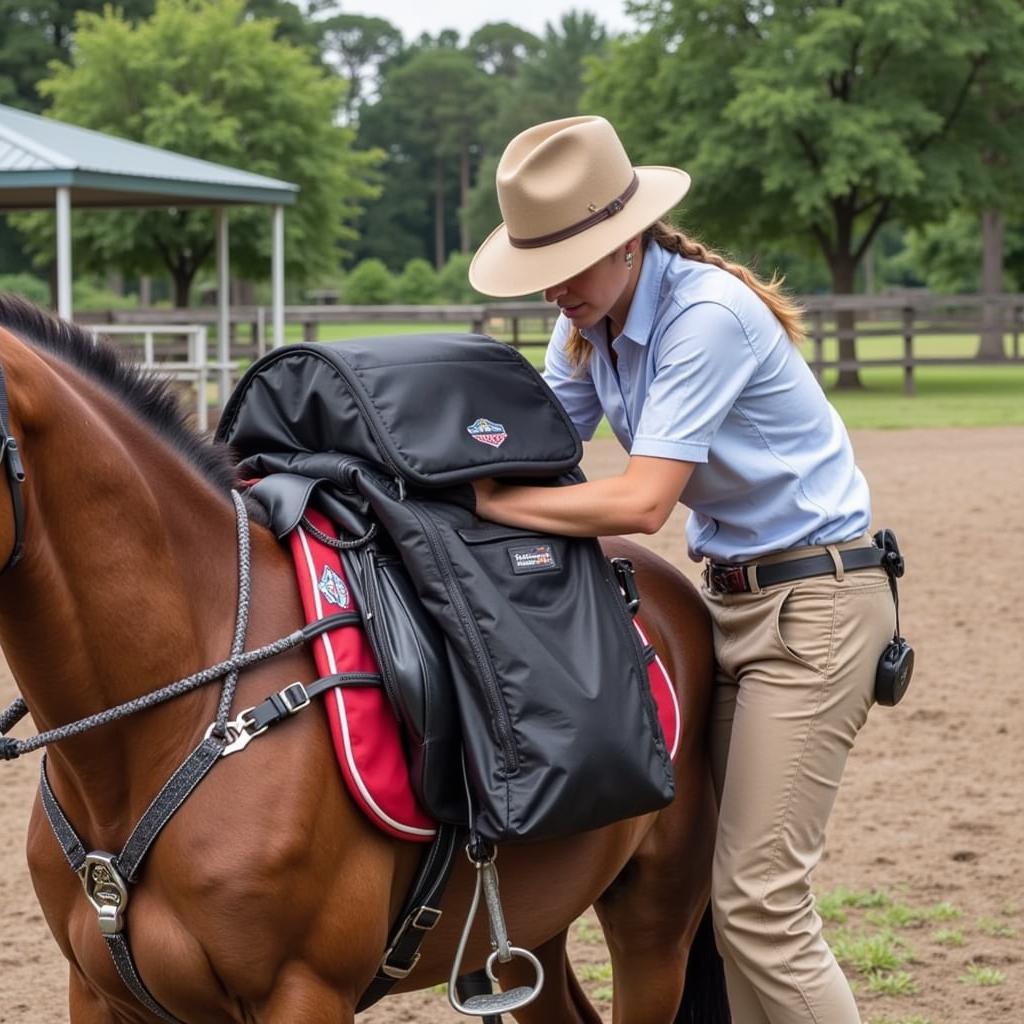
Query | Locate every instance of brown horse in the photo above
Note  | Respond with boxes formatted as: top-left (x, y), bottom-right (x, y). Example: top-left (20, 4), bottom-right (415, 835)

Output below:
top-left (0, 294), bottom-right (725, 1024)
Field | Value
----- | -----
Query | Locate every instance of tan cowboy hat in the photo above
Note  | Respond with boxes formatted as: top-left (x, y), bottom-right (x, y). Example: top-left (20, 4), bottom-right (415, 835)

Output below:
top-left (469, 115), bottom-right (690, 298)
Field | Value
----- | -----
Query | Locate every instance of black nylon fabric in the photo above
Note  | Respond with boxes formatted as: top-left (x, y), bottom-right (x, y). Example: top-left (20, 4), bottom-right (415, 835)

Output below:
top-left (219, 335), bottom-right (675, 842)
top-left (217, 334), bottom-right (582, 487)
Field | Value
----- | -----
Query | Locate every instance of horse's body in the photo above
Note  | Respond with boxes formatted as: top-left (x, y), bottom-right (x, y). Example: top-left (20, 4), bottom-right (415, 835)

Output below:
top-left (0, 297), bottom-right (723, 1023)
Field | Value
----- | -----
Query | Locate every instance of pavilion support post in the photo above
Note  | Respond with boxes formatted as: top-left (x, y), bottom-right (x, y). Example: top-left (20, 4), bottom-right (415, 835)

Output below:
top-left (55, 187), bottom-right (72, 319)
top-left (272, 205), bottom-right (285, 348)
top-left (216, 207), bottom-right (231, 410)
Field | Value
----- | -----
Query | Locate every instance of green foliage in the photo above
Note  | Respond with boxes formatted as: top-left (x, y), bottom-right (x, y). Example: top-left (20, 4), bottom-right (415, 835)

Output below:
top-left (318, 14), bottom-right (404, 122)
top-left (932, 928), bottom-right (965, 946)
top-left (0, 273), bottom-right (49, 306)
top-left (358, 46), bottom-right (497, 266)
top-left (0, 0), bottom-right (155, 112)
top-left (468, 22), bottom-right (540, 77)
top-left (394, 258), bottom-right (439, 303)
top-left (895, 210), bottom-right (1024, 292)
top-left (13, 0), bottom-right (379, 305)
top-left (343, 258), bottom-right (395, 304)
top-left (585, 0), bottom-right (1024, 293)
top-left (436, 253), bottom-right (489, 303)
top-left (73, 278), bottom-right (139, 311)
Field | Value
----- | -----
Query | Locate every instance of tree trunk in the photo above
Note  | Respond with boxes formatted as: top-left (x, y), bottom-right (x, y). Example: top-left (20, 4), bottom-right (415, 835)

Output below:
top-left (434, 160), bottom-right (446, 271)
top-left (829, 255), bottom-right (863, 389)
top-left (977, 208), bottom-right (1006, 359)
top-left (172, 267), bottom-right (194, 308)
top-left (460, 142), bottom-right (471, 253)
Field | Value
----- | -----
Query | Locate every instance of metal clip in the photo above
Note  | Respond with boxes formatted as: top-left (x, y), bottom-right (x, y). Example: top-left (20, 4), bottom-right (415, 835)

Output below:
top-left (205, 708), bottom-right (265, 757)
top-left (79, 852), bottom-right (129, 936)
top-left (610, 557), bottom-right (640, 615)
top-left (1, 437), bottom-right (24, 481)
top-left (448, 846), bottom-right (544, 1017)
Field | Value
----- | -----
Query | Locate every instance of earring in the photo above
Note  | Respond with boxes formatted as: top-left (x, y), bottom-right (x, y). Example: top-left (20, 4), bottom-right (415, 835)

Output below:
top-left (625, 250), bottom-right (634, 270)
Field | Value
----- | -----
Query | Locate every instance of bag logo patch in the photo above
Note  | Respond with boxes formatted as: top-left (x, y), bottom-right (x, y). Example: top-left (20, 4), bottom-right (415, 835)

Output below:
top-left (508, 543), bottom-right (560, 575)
top-left (317, 565), bottom-right (350, 608)
top-left (467, 417), bottom-right (508, 449)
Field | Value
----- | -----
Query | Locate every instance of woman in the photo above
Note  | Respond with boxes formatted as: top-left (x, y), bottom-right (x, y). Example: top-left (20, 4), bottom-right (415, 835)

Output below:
top-left (468, 115), bottom-right (896, 1024)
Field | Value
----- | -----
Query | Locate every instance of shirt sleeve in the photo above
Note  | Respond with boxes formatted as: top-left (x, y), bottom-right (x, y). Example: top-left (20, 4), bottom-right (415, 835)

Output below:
top-left (542, 315), bottom-right (604, 441)
top-left (631, 301), bottom-right (760, 463)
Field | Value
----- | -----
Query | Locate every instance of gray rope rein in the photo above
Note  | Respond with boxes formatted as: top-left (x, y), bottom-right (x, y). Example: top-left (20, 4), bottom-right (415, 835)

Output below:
top-left (0, 491), bottom-right (304, 761)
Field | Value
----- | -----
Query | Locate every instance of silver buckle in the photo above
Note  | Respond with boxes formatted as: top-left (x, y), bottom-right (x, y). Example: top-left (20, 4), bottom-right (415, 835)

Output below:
top-left (380, 905), bottom-right (442, 980)
top-left (79, 852), bottom-right (129, 936)
top-left (280, 682), bottom-right (310, 714)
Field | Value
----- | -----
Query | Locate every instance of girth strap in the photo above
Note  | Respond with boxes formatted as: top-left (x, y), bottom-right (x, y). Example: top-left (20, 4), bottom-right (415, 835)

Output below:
top-left (356, 821), bottom-right (463, 1012)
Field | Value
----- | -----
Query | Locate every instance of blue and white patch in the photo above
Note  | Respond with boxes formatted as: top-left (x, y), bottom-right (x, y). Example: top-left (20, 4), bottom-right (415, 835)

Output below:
top-left (467, 417), bottom-right (508, 449)
top-left (317, 565), bottom-right (350, 608)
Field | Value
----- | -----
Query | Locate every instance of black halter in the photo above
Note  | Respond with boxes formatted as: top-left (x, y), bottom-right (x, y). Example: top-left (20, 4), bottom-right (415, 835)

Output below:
top-left (0, 363), bottom-right (26, 574)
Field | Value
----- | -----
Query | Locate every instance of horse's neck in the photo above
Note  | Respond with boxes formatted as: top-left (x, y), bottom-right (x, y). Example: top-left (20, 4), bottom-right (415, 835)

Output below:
top-left (0, 355), bottom-right (242, 823)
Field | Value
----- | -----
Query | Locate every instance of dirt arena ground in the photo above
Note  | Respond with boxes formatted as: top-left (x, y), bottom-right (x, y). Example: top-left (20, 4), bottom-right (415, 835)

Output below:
top-left (1, 427), bottom-right (1021, 1023)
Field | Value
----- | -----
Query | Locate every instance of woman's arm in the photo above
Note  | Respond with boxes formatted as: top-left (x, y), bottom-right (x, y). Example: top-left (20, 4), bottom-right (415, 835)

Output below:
top-left (473, 455), bottom-right (694, 537)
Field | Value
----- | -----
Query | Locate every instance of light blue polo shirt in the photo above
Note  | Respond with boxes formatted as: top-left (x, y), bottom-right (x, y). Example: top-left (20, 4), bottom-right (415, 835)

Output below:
top-left (543, 240), bottom-right (871, 563)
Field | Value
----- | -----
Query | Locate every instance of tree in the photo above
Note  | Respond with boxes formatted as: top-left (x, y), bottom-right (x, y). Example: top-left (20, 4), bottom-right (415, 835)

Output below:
top-left (468, 22), bottom-right (540, 77)
top-left (360, 48), bottom-right (496, 268)
top-left (586, 0), bottom-right (1024, 387)
top-left (13, 0), bottom-right (379, 306)
top-left (318, 14), bottom-right (404, 123)
top-left (0, 0), bottom-right (155, 112)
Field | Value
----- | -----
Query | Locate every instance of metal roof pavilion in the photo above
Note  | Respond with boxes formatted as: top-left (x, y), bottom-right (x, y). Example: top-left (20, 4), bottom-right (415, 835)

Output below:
top-left (0, 103), bottom-right (299, 352)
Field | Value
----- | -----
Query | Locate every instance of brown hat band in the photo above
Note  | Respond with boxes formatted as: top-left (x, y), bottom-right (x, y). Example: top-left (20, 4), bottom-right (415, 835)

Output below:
top-left (507, 173), bottom-right (640, 250)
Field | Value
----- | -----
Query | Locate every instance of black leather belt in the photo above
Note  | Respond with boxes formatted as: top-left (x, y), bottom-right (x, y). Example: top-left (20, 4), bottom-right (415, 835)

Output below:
top-left (705, 545), bottom-right (885, 595)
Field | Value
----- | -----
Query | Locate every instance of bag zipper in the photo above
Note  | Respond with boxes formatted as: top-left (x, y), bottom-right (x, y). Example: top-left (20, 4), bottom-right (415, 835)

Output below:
top-left (402, 501), bottom-right (519, 774)
top-left (360, 548), bottom-right (405, 719)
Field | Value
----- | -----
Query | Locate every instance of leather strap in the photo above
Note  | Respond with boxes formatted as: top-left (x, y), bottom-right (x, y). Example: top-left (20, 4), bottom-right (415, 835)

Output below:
top-left (708, 545), bottom-right (885, 594)
top-left (507, 173), bottom-right (640, 249)
top-left (356, 822), bottom-right (462, 1011)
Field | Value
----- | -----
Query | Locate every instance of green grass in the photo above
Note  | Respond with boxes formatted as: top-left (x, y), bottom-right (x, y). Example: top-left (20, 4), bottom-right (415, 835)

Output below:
top-left (960, 963), bottom-right (1007, 987)
top-left (932, 928), bottom-right (966, 947)
top-left (869, 1016), bottom-right (932, 1024)
top-left (831, 928), bottom-right (908, 974)
top-left (866, 971), bottom-right (919, 997)
top-left (976, 917), bottom-right (1018, 938)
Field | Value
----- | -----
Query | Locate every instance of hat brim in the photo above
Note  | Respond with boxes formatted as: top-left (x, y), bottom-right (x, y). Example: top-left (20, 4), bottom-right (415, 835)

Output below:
top-left (469, 166), bottom-right (691, 298)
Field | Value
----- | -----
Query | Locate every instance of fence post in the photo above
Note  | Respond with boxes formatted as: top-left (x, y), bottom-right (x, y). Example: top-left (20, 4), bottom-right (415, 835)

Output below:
top-left (811, 308), bottom-right (825, 385)
top-left (302, 321), bottom-right (318, 344)
top-left (901, 306), bottom-right (915, 396)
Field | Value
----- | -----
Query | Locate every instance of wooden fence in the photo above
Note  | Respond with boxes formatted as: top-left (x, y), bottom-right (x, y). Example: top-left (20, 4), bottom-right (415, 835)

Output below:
top-left (77, 293), bottom-right (1024, 402)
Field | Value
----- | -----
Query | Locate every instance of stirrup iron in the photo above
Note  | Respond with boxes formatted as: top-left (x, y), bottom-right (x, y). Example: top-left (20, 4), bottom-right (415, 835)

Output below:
top-left (448, 844), bottom-right (543, 1017)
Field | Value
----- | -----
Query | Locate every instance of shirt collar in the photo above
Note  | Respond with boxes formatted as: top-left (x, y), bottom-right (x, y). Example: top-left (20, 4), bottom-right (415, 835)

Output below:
top-left (580, 238), bottom-right (669, 349)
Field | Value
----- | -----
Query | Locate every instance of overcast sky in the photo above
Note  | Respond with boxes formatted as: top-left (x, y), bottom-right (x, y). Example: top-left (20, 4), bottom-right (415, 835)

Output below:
top-left (340, 0), bottom-right (640, 43)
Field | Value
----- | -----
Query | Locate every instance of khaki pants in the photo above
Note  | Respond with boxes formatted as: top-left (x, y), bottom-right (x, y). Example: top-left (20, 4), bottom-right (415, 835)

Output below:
top-left (704, 536), bottom-right (896, 1024)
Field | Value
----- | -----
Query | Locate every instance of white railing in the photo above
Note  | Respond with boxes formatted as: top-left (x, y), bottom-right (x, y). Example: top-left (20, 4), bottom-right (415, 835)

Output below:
top-left (82, 324), bottom-right (215, 431)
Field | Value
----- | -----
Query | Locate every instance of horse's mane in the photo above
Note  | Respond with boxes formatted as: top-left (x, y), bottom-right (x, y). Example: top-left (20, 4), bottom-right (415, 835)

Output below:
top-left (0, 292), bottom-right (237, 494)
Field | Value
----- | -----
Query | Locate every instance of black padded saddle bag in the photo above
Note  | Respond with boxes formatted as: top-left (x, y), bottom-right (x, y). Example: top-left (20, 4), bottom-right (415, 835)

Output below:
top-left (218, 335), bottom-right (674, 842)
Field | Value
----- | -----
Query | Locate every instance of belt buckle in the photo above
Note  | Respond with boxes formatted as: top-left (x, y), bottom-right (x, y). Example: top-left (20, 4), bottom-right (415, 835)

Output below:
top-left (707, 564), bottom-right (749, 595)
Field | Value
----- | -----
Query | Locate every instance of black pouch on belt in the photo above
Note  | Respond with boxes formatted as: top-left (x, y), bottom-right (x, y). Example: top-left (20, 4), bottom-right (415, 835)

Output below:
top-left (873, 529), bottom-right (914, 706)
